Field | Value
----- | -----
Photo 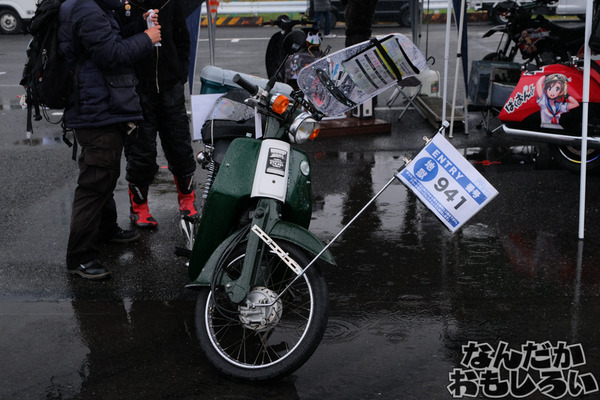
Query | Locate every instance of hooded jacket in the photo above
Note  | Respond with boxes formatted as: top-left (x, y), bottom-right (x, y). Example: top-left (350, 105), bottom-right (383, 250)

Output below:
top-left (58, 0), bottom-right (153, 128)
top-left (117, 0), bottom-right (190, 94)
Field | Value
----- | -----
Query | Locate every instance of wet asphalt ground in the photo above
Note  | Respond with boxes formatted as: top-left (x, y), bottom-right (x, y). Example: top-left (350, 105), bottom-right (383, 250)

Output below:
top-left (1, 22), bottom-right (600, 400)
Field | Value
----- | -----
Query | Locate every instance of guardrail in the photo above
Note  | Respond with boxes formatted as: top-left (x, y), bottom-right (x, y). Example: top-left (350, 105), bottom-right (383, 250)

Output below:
top-left (216, 1), bottom-right (306, 14)
top-left (212, 1), bottom-right (451, 15)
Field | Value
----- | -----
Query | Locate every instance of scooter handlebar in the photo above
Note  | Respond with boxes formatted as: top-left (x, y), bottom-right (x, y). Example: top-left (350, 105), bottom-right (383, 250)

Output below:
top-left (233, 74), bottom-right (259, 96)
top-left (262, 15), bottom-right (313, 29)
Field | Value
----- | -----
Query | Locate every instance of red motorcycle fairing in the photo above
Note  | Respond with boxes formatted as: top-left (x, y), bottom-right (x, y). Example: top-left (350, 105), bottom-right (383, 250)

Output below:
top-left (499, 61), bottom-right (600, 135)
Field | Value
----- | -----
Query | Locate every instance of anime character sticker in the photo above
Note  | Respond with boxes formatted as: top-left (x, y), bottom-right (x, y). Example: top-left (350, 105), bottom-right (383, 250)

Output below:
top-left (536, 73), bottom-right (579, 129)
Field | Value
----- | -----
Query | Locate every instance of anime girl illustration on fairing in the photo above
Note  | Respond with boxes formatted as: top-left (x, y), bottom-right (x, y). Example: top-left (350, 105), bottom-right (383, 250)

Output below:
top-left (536, 73), bottom-right (579, 129)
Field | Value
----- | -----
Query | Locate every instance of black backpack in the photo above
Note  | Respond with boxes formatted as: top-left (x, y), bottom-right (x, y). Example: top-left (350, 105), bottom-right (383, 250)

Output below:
top-left (20, 0), bottom-right (79, 136)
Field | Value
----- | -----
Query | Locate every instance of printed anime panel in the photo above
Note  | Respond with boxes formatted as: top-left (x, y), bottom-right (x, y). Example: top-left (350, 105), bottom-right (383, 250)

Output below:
top-left (534, 73), bottom-right (579, 129)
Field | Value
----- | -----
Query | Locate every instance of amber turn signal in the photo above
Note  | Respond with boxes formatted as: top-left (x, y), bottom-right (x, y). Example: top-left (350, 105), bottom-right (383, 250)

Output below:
top-left (271, 95), bottom-right (290, 114)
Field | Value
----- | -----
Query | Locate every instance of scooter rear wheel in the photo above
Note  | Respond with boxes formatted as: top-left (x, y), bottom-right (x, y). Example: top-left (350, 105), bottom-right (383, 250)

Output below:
top-left (195, 240), bottom-right (329, 381)
top-left (551, 144), bottom-right (600, 172)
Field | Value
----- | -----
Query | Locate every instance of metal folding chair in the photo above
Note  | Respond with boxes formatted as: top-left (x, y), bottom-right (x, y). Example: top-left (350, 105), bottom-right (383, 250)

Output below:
top-left (476, 65), bottom-right (520, 134)
top-left (386, 76), bottom-right (425, 121)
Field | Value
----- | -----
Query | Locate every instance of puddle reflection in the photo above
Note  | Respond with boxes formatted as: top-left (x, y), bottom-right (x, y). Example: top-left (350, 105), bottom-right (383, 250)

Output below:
top-left (306, 145), bottom-right (600, 397)
top-left (14, 135), bottom-right (67, 147)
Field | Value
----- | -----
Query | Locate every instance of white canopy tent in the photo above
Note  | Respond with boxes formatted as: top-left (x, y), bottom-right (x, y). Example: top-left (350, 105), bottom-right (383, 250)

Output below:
top-left (436, 0), bottom-right (595, 239)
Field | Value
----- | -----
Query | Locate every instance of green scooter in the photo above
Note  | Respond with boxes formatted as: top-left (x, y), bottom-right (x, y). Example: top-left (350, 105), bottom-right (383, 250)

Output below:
top-left (186, 31), bottom-right (335, 381)
top-left (186, 29), bottom-right (429, 381)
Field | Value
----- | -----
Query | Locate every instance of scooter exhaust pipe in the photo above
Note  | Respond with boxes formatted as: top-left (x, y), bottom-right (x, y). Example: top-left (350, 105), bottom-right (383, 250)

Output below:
top-left (502, 125), bottom-right (600, 149)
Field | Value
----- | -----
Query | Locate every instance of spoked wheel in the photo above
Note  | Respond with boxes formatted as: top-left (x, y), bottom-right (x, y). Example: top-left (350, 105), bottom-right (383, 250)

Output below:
top-left (551, 144), bottom-right (600, 172)
top-left (195, 240), bottom-right (328, 381)
top-left (490, 6), bottom-right (510, 24)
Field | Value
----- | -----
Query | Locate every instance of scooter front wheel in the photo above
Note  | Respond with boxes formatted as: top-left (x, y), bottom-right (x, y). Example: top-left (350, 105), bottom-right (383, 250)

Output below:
top-left (195, 241), bottom-right (329, 381)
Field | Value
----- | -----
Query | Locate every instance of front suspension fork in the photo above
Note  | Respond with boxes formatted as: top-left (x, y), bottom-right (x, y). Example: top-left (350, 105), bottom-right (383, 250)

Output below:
top-left (223, 198), bottom-right (280, 304)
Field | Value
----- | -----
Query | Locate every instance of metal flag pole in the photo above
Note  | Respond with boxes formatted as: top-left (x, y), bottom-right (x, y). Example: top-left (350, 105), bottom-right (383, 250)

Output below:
top-left (272, 122), bottom-right (449, 291)
top-left (578, 0), bottom-right (593, 239)
top-left (449, 0), bottom-right (466, 138)
top-left (207, 0), bottom-right (219, 66)
top-left (253, 174), bottom-right (400, 306)
top-left (441, 0), bottom-right (453, 135)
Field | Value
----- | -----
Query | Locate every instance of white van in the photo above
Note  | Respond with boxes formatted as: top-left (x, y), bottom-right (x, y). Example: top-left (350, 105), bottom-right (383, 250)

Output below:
top-left (554, 0), bottom-right (586, 17)
top-left (0, 0), bottom-right (37, 34)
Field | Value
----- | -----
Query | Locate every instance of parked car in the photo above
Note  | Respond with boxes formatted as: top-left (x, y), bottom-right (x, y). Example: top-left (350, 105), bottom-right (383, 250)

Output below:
top-left (308, 0), bottom-right (412, 28)
top-left (0, 0), bottom-right (37, 34)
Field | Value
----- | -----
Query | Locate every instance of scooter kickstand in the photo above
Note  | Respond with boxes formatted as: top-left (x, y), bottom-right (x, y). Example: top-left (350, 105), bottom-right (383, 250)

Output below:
top-left (180, 216), bottom-right (196, 250)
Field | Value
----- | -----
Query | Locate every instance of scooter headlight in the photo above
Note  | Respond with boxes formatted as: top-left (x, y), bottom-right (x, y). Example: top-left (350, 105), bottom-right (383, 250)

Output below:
top-left (288, 112), bottom-right (320, 144)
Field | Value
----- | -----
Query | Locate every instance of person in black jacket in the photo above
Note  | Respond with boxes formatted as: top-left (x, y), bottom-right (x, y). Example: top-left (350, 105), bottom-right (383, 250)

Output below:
top-left (118, 0), bottom-right (197, 229)
top-left (59, 0), bottom-right (161, 279)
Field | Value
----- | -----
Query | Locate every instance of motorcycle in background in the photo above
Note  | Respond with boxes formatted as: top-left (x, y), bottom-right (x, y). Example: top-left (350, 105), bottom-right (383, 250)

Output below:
top-left (264, 14), bottom-right (328, 87)
top-left (482, 0), bottom-right (585, 66)
top-left (499, 59), bottom-right (600, 171)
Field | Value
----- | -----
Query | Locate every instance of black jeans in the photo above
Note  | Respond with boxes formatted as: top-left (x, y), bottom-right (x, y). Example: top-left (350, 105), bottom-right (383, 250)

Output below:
top-left (125, 82), bottom-right (196, 186)
top-left (66, 125), bottom-right (124, 268)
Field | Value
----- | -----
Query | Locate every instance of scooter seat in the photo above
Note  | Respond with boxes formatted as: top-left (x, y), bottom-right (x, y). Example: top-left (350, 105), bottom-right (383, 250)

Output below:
top-left (546, 20), bottom-right (585, 39)
top-left (201, 119), bottom-right (254, 144)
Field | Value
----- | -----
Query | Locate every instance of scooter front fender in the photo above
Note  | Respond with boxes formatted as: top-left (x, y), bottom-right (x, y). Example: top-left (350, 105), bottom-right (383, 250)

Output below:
top-left (270, 220), bottom-right (336, 266)
top-left (186, 221), bottom-right (336, 289)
